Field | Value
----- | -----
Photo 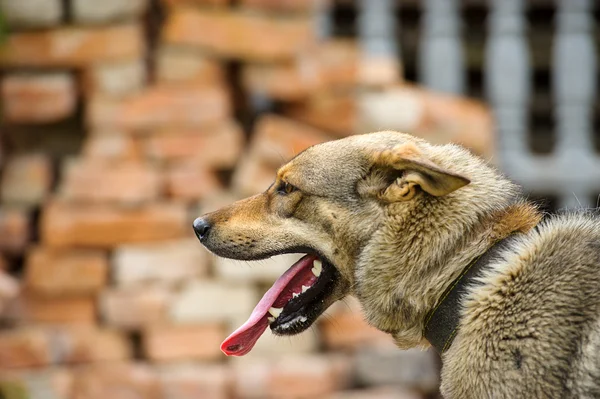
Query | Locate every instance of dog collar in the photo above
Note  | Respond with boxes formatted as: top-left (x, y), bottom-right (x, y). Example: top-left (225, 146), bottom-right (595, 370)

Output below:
top-left (423, 234), bottom-right (519, 355)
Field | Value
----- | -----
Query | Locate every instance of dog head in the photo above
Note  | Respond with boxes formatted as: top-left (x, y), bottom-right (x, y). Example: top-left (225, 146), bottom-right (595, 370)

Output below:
top-left (195, 131), bottom-right (515, 354)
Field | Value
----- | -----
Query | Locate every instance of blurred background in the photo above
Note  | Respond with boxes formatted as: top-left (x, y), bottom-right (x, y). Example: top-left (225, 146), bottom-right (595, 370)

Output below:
top-left (0, 0), bottom-right (598, 398)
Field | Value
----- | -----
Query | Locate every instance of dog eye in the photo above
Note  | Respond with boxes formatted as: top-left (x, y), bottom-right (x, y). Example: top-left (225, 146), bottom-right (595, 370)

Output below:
top-left (277, 181), bottom-right (297, 195)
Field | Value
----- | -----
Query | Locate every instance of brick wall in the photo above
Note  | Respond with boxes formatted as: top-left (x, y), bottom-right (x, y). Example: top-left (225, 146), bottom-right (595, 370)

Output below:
top-left (0, 1), bottom-right (493, 398)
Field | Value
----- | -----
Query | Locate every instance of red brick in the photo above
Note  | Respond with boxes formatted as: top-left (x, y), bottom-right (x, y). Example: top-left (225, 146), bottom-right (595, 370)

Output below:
top-left (250, 114), bottom-right (333, 163)
top-left (72, 363), bottom-right (160, 399)
top-left (143, 324), bottom-right (224, 362)
top-left (114, 239), bottom-right (208, 287)
top-left (72, 0), bottom-right (148, 24)
top-left (0, 0), bottom-right (63, 28)
top-left (285, 91), bottom-right (358, 136)
top-left (197, 191), bottom-right (242, 214)
top-left (24, 247), bottom-right (108, 296)
top-left (330, 388), bottom-right (424, 399)
top-left (82, 133), bottom-right (143, 161)
top-left (82, 59), bottom-right (146, 97)
top-left (0, 208), bottom-right (30, 254)
top-left (163, 8), bottom-right (315, 61)
top-left (58, 159), bottom-right (161, 205)
top-left (56, 327), bottom-right (131, 364)
top-left (316, 40), bottom-right (362, 88)
top-left (0, 271), bottom-right (19, 313)
top-left (165, 164), bottom-right (224, 201)
top-left (231, 115), bottom-right (333, 195)
top-left (358, 84), bottom-right (494, 158)
top-left (0, 328), bottom-right (51, 369)
top-left (330, 354), bottom-right (355, 391)
top-left (1, 153), bottom-right (53, 206)
top-left (40, 201), bottom-right (187, 248)
top-left (169, 281), bottom-right (258, 326)
top-left (215, 253), bottom-right (301, 284)
top-left (143, 122), bottom-right (244, 167)
top-left (231, 359), bottom-right (270, 399)
top-left (100, 287), bottom-right (172, 329)
top-left (0, 327), bottom-right (132, 367)
top-left (242, 40), bottom-right (366, 101)
top-left (239, 0), bottom-right (323, 12)
top-left (0, 368), bottom-right (74, 399)
top-left (355, 345), bottom-right (439, 392)
top-left (14, 294), bottom-right (96, 325)
top-left (231, 156), bottom-right (277, 196)
top-left (158, 364), bottom-right (231, 399)
top-left (156, 46), bottom-right (224, 85)
top-left (242, 61), bottom-right (322, 102)
top-left (87, 84), bottom-right (231, 131)
top-left (358, 55), bottom-right (403, 88)
top-left (0, 23), bottom-right (145, 67)
top-left (234, 355), bottom-right (350, 399)
top-left (319, 299), bottom-right (391, 350)
top-left (161, 0), bottom-right (229, 7)
top-left (320, 40), bottom-right (401, 88)
top-left (1, 73), bottom-right (77, 123)
top-left (267, 355), bottom-right (350, 399)
top-left (251, 327), bottom-right (318, 357)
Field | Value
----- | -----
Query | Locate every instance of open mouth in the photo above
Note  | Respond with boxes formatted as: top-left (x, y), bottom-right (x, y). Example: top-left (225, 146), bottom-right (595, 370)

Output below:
top-left (220, 254), bottom-right (339, 356)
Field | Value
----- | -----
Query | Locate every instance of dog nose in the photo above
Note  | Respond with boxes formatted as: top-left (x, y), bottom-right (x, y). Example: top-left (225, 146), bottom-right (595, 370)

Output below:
top-left (193, 217), bottom-right (211, 241)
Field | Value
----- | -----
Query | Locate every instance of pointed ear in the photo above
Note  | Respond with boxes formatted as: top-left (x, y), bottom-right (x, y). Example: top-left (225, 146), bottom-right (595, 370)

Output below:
top-left (374, 143), bottom-right (470, 201)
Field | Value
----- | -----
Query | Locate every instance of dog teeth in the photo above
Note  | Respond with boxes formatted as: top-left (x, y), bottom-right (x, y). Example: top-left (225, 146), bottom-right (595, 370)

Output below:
top-left (268, 316), bottom-right (275, 323)
top-left (292, 292), bottom-right (300, 298)
top-left (268, 307), bottom-right (283, 318)
top-left (311, 260), bottom-right (322, 277)
top-left (302, 285), bottom-right (310, 293)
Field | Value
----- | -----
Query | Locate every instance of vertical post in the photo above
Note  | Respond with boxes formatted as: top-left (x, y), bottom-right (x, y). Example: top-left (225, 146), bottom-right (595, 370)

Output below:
top-left (315, 0), bottom-right (333, 41)
top-left (552, 0), bottom-right (596, 156)
top-left (357, 0), bottom-right (398, 59)
top-left (357, 0), bottom-right (400, 86)
top-left (553, 0), bottom-right (597, 208)
top-left (419, 0), bottom-right (464, 94)
top-left (485, 0), bottom-right (530, 168)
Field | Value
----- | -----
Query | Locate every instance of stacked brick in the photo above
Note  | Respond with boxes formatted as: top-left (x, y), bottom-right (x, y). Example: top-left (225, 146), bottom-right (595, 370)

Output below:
top-left (0, 0), bottom-right (494, 398)
top-left (0, 0), bottom-right (145, 393)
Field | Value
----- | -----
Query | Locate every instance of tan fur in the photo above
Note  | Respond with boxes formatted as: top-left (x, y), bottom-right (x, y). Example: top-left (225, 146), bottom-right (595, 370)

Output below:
top-left (197, 131), bottom-right (600, 398)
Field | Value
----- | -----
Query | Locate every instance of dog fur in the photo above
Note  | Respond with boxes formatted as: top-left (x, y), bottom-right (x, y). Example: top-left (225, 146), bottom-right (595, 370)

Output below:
top-left (197, 131), bottom-right (600, 398)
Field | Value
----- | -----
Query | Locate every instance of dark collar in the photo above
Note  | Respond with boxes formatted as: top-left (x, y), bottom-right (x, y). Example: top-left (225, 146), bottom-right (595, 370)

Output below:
top-left (424, 234), bottom-right (519, 355)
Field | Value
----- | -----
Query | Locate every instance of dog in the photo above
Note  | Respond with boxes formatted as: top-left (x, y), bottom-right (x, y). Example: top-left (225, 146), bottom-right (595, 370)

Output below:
top-left (194, 131), bottom-right (600, 398)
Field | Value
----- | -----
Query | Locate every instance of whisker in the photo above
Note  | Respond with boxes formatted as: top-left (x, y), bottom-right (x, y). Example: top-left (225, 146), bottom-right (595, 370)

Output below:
top-left (572, 192), bottom-right (583, 209)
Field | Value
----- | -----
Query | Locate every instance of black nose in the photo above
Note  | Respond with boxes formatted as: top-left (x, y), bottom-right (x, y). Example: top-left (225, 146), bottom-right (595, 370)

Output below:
top-left (193, 217), bottom-right (211, 241)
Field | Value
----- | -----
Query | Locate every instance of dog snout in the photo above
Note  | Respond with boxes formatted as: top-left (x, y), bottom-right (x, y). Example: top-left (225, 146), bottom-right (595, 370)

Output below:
top-left (193, 217), bottom-right (212, 241)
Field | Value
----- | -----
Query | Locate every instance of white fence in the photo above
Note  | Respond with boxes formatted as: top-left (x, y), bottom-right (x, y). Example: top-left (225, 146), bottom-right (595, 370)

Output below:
top-left (321, 0), bottom-right (599, 209)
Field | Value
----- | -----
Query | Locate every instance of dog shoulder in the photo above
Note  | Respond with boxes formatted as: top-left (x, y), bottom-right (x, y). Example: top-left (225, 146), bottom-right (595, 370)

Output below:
top-left (441, 211), bottom-right (600, 397)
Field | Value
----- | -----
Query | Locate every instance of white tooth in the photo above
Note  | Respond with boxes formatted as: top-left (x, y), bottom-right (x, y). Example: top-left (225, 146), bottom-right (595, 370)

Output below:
top-left (268, 307), bottom-right (283, 318)
top-left (268, 316), bottom-right (275, 323)
top-left (302, 285), bottom-right (310, 293)
top-left (312, 260), bottom-right (322, 277)
top-left (292, 292), bottom-right (300, 298)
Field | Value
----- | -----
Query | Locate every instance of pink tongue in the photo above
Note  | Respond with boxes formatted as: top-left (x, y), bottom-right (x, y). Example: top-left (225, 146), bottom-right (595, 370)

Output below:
top-left (220, 254), bottom-right (317, 356)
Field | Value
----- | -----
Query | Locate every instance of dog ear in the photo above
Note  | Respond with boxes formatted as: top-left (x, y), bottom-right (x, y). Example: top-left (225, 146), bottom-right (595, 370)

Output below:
top-left (375, 143), bottom-right (470, 201)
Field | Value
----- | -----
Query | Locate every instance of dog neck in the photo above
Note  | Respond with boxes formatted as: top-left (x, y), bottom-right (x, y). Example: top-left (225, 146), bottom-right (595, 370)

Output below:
top-left (423, 233), bottom-right (521, 354)
top-left (356, 199), bottom-right (541, 350)
top-left (419, 201), bottom-right (541, 351)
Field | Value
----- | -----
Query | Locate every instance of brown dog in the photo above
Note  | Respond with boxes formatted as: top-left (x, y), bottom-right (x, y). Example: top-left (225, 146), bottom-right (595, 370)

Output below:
top-left (194, 131), bottom-right (600, 398)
